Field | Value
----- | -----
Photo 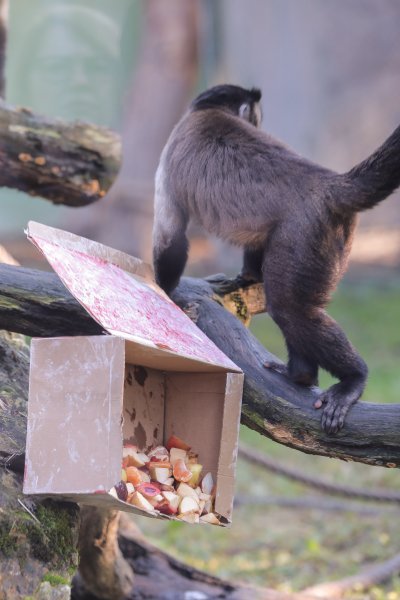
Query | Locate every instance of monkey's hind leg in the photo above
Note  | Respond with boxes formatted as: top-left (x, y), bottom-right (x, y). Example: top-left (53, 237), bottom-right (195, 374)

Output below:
top-left (241, 246), bottom-right (264, 283)
top-left (264, 344), bottom-right (319, 387)
top-left (267, 295), bottom-right (367, 433)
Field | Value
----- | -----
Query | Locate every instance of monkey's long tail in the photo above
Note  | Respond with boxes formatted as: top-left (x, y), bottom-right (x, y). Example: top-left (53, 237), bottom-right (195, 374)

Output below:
top-left (344, 123), bottom-right (400, 211)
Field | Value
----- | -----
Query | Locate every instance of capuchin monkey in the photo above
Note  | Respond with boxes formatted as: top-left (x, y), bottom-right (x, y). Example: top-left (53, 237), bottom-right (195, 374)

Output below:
top-left (152, 84), bottom-right (400, 434)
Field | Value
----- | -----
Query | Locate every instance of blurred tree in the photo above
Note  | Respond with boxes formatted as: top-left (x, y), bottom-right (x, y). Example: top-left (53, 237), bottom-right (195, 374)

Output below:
top-left (66, 0), bottom-right (200, 262)
top-left (0, 0), bottom-right (136, 248)
top-left (0, 0), bottom-right (7, 97)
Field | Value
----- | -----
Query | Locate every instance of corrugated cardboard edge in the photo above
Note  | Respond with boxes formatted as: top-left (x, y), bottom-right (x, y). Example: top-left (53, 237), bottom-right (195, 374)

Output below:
top-left (26, 220), bottom-right (168, 299)
top-left (24, 336), bottom-right (125, 495)
top-left (27, 492), bottom-right (230, 526)
top-left (215, 372), bottom-right (244, 521)
top-left (26, 221), bottom-right (243, 374)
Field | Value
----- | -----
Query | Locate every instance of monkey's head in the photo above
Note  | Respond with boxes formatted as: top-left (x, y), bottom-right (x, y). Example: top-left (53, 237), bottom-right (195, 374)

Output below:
top-left (190, 84), bottom-right (262, 128)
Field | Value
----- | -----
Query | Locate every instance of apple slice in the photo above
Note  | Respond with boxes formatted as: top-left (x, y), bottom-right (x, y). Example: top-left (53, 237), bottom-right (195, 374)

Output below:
top-left (173, 458), bottom-right (193, 483)
top-left (109, 487), bottom-right (118, 499)
top-left (147, 493), bottom-right (164, 507)
top-left (179, 496), bottom-right (200, 514)
top-left (126, 483), bottom-right (135, 495)
top-left (147, 445), bottom-right (169, 461)
top-left (201, 472), bottom-right (214, 496)
top-left (148, 462), bottom-right (172, 483)
top-left (123, 445), bottom-right (149, 468)
top-left (161, 491), bottom-right (181, 514)
top-left (177, 512), bottom-right (200, 524)
top-left (128, 491), bottom-right (154, 512)
top-left (169, 447), bottom-right (188, 466)
top-left (160, 481), bottom-right (175, 492)
top-left (187, 464), bottom-right (203, 488)
top-left (199, 492), bottom-right (211, 501)
top-left (126, 466), bottom-right (142, 486)
top-left (166, 435), bottom-right (191, 451)
top-left (138, 469), bottom-right (151, 484)
top-left (176, 483), bottom-right (199, 503)
top-left (200, 513), bottom-right (220, 525)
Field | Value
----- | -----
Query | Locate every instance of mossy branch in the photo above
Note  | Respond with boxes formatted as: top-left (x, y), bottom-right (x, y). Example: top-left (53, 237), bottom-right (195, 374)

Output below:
top-left (0, 263), bottom-right (399, 468)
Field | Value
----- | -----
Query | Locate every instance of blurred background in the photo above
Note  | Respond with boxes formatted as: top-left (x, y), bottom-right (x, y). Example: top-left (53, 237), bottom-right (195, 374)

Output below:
top-left (1, 0), bottom-right (400, 596)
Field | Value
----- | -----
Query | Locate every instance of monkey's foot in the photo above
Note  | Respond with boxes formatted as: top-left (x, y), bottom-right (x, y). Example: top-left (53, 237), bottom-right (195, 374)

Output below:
top-left (315, 383), bottom-right (361, 434)
top-left (263, 361), bottom-right (288, 376)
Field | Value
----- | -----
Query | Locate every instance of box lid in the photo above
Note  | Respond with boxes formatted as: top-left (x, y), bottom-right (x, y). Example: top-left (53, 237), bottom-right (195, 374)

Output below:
top-left (26, 222), bottom-right (241, 373)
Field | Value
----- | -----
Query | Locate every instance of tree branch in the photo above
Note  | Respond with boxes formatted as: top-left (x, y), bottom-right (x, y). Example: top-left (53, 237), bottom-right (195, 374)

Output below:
top-left (0, 263), bottom-right (399, 467)
top-left (0, 101), bottom-right (121, 206)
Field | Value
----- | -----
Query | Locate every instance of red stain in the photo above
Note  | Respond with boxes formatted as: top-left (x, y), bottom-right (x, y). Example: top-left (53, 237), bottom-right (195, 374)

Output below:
top-left (31, 236), bottom-right (237, 368)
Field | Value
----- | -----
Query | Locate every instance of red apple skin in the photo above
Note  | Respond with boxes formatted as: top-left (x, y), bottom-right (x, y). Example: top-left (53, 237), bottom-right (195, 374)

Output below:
top-left (156, 501), bottom-right (178, 516)
top-left (166, 435), bottom-right (191, 451)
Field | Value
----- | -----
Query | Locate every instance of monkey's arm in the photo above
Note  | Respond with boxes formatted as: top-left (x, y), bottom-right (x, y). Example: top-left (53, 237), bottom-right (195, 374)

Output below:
top-left (152, 186), bottom-right (189, 295)
top-left (241, 246), bottom-right (264, 283)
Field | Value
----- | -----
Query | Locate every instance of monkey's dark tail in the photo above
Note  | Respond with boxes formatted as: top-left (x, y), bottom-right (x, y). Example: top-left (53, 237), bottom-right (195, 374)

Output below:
top-left (343, 123), bottom-right (400, 212)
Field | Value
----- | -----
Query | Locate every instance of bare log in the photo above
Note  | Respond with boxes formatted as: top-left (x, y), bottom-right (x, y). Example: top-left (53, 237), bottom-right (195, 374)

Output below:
top-left (0, 101), bottom-right (121, 206)
top-left (0, 263), bottom-right (399, 467)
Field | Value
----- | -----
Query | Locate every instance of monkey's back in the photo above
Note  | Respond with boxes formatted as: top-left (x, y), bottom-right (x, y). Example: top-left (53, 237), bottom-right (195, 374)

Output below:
top-left (159, 109), bottom-right (338, 247)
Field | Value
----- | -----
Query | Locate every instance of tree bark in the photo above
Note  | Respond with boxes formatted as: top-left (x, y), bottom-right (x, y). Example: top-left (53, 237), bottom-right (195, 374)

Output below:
top-left (0, 263), bottom-right (399, 468)
top-left (69, 0), bottom-right (201, 260)
top-left (0, 102), bottom-right (120, 206)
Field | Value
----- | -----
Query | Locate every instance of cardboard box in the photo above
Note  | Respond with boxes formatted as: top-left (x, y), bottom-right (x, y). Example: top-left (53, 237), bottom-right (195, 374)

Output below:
top-left (24, 222), bottom-right (244, 525)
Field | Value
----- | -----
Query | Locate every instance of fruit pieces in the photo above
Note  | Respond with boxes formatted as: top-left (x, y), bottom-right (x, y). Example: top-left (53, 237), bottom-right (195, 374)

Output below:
top-left (109, 437), bottom-right (221, 525)
top-left (187, 463), bottom-right (202, 488)
top-left (129, 491), bottom-right (154, 512)
top-left (122, 444), bottom-right (149, 468)
top-left (125, 466), bottom-right (142, 486)
top-left (148, 461), bottom-right (172, 484)
top-left (166, 435), bottom-right (191, 451)
top-left (172, 458), bottom-right (193, 483)
top-left (147, 445), bottom-right (169, 462)
top-left (169, 447), bottom-right (187, 466)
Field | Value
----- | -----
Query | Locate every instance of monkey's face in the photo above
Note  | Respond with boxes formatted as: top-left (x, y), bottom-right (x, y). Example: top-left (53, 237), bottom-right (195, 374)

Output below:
top-left (190, 84), bottom-right (263, 128)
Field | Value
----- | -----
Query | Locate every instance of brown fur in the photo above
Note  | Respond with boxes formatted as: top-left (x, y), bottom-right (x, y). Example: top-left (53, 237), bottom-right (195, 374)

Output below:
top-left (152, 84), bottom-right (400, 433)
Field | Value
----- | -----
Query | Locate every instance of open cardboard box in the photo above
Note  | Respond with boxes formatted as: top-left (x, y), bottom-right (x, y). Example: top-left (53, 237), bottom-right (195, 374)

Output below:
top-left (23, 222), bottom-right (244, 525)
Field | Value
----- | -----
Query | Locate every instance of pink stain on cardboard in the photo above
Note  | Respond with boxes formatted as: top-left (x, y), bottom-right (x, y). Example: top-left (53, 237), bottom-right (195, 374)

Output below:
top-left (31, 235), bottom-right (236, 368)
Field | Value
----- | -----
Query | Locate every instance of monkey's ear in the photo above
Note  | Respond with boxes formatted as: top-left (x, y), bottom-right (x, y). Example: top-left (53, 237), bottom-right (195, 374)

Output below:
top-left (239, 103), bottom-right (251, 120)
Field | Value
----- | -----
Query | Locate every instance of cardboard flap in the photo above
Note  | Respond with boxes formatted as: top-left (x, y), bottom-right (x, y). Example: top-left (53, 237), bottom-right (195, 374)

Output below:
top-left (26, 222), bottom-right (241, 373)
top-left (24, 336), bottom-right (124, 495)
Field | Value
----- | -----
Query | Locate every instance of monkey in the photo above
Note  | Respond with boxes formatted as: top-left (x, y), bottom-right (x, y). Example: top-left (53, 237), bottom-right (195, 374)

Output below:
top-left (152, 83), bottom-right (400, 434)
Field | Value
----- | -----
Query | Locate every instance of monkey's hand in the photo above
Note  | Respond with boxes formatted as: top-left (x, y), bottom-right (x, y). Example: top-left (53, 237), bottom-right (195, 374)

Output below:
top-left (314, 381), bottom-right (362, 434)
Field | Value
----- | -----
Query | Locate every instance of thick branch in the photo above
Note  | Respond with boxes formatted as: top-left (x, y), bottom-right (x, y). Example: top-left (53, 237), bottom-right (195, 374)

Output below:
top-left (0, 102), bottom-right (121, 205)
top-left (0, 263), bottom-right (399, 467)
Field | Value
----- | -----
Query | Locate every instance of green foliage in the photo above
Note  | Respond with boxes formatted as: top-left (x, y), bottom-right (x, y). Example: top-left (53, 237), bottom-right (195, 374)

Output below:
top-left (41, 572), bottom-right (70, 586)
